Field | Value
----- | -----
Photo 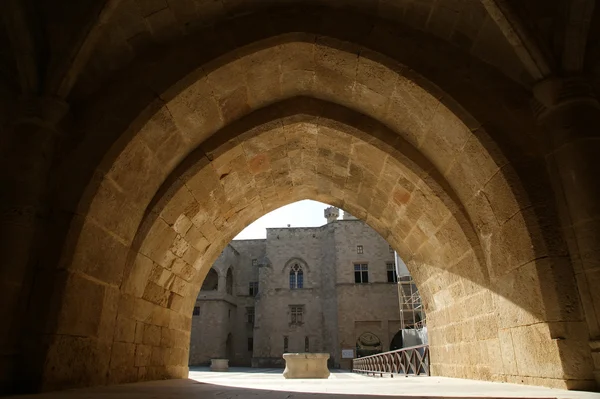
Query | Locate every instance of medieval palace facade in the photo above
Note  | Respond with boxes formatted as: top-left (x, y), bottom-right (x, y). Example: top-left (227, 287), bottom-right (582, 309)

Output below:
top-left (189, 207), bottom-right (409, 369)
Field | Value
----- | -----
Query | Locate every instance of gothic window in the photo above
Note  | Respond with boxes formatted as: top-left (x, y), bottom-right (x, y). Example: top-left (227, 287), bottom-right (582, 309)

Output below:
top-left (201, 268), bottom-right (218, 291)
top-left (249, 281), bottom-right (259, 296)
top-left (354, 263), bottom-right (369, 283)
top-left (246, 307), bottom-right (255, 325)
top-left (193, 306), bottom-right (200, 316)
top-left (357, 245), bottom-right (363, 254)
top-left (305, 336), bottom-right (309, 352)
top-left (283, 336), bottom-right (289, 352)
top-left (387, 262), bottom-right (398, 283)
top-left (290, 305), bottom-right (304, 325)
top-left (289, 263), bottom-right (304, 289)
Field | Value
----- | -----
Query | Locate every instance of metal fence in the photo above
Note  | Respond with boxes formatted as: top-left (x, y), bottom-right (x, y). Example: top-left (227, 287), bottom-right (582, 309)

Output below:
top-left (352, 344), bottom-right (430, 377)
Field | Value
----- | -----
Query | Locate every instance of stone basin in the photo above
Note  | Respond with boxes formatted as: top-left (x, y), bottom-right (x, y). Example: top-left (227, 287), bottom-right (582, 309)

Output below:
top-left (210, 358), bottom-right (229, 372)
top-left (282, 353), bottom-right (330, 379)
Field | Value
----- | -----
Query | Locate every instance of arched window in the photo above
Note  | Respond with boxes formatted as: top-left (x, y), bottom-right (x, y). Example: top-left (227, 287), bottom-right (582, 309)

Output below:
top-left (201, 268), bottom-right (218, 291)
top-left (289, 263), bottom-right (303, 289)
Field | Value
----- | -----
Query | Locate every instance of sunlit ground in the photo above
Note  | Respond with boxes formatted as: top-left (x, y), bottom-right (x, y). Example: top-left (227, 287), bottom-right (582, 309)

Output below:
top-left (189, 367), bottom-right (600, 399)
top-left (9, 368), bottom-right (600, 398)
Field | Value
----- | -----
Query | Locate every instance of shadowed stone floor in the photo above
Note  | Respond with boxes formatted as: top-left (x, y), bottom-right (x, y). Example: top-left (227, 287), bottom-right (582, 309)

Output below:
top-left (8, 368), bottom-right (600, 399)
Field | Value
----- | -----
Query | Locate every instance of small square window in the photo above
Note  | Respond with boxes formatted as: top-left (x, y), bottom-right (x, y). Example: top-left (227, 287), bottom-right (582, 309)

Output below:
top-left (252, 258), bottom-right (258, 266)
top-left (249, 281), bottom-right (259, 296)
top-left (354, 263), bottom-right (369, 283)
top-left (357, 245), bottom-right (363, 254)
top-left (193, 306), bottom-right (200, 316)
top-left (290, 305), bottom-right (304, 325)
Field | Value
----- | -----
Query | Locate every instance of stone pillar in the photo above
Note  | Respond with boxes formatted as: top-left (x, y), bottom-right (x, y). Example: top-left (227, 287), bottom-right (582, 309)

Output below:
top-left (218, 273), bottom-right (227, 293)
top-left (0, 97), bottom-right (68, 393)
top-left (533, 78), bottom-right (600, 386)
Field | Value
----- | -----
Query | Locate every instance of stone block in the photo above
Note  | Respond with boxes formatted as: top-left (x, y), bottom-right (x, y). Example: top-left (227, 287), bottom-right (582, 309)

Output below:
top-left (494, 261), bottom-right (545, 328)
top-left (123, 254), bottom-right (154, 297)
top-left (151, 347), bottom-right (170, 366)
top-left (498, 328), bottom-right (518, 375)
top-left (68, 218), bottom-right (129, 285)
top-left (106, 135), bottom-right (166, 206)
top-left (86, 177), bottom-right (143, 242)
top-left (56, 273), bottom-right (105, 337)
top-left (283, 353), bottom-right (330, 379)
top-left (139, 218), bottom-right (178, 264)
top-left (135, 344), bottom-right (152, 367)
top-left (110, 341), bottom-right (136, 369)
top-left (114, 316), bottom-right (136, 343)
top-left (510, 323), bottom-right (562, 379)
top-left (42, 336), bottom-right (111, 391)
top-left (143, 324), bottom-right (161, 346)
top-left (210, 358), bottom-right (229, 371)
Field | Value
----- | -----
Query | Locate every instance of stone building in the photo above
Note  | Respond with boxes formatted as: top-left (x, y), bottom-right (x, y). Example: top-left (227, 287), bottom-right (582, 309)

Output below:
top-left (190, 208), bottom-right (406, 369)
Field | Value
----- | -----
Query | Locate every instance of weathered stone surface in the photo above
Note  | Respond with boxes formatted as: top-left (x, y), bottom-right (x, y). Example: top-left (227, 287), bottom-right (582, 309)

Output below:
top-left (283, 353), bottom-right (330, 379)
top-left (209, 359), bottom-right (229, 372)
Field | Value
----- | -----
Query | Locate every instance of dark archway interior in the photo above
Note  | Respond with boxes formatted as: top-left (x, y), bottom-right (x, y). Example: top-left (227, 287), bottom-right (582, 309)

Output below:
top-left (390, 331), bottom-right (403, 351)
top-left (201, 269), bottom-right (219, 291)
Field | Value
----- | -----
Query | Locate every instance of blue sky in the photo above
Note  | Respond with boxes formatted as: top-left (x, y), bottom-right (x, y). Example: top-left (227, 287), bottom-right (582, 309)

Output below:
top-left (234, 200), bottom-right (334, 239)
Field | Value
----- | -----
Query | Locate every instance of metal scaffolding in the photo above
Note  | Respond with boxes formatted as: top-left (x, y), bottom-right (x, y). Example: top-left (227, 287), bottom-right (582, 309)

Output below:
top-left (394, 253), bottom-right (427, 347)
top-left (398, 276), bottom-right (426, 330)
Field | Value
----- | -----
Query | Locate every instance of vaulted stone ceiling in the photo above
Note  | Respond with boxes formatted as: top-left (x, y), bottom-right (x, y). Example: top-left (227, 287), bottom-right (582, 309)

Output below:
top-left (0, 0), bottom-right (598, 101)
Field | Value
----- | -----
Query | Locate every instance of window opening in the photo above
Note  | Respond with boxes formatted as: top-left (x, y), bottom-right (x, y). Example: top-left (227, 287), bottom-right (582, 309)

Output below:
top-left (289, 263), bottom-right (304, 289)
top-left (246, 307), bottom-right (255, 325)
top-left (354, 263), bottom-right (369, 283)
top-left (357, 245), bottom-right (363, 254)
top-left (290, 305), bottom-right (304, 325)
top-left (193, 306), bottom-right (200, 316)
top-left (201, 268), bottom-right (218, 291)
top-left (305, 336), bottom-right (310, 352)
top-left (387, 262), bottom-right (398, 283)
top-left (284, 336), bottom-right (289, 352)
top-left (249, 281), bottom-right (259, 296)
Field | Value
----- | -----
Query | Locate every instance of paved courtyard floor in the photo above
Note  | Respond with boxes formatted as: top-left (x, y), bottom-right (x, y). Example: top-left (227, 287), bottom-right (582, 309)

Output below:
top-left (9, 368), bottom-right (600, 399)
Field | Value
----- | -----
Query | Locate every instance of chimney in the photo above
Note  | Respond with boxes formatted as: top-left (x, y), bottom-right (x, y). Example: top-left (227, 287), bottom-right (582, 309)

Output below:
top-left (343, 210), bottom-right (357, 220)
top-left (324, 206), bottom-right (340, 223)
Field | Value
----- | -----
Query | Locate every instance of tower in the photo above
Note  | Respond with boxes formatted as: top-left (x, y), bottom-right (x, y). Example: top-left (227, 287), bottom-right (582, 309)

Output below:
top-left (324, 206), bottom-right (340, 223)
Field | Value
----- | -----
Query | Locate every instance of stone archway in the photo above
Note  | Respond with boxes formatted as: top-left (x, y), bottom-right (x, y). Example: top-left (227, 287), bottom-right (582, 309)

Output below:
top-left (35, 31), bottom-right (592, 392)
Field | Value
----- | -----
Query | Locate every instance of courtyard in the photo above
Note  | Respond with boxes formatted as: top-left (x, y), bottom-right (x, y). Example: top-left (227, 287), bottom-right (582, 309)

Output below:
top-left (7, 368), bottom-right (600, 399)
